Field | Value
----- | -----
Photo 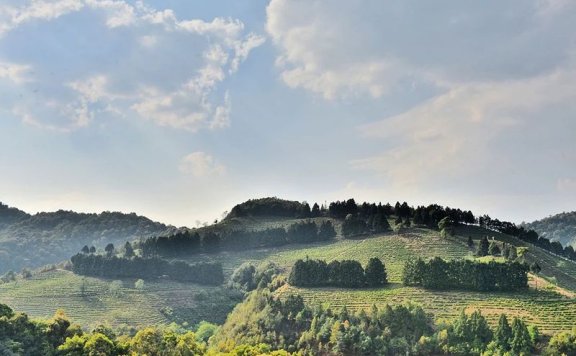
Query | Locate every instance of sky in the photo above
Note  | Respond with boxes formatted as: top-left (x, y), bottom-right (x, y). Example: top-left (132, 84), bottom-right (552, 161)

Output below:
top-left (0, 0), bottom-right (575, 227)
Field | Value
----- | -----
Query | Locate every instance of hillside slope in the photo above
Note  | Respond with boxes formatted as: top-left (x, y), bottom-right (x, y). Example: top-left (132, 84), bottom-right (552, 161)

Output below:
top-left (2, 215), bottom-right (575, 334)
top-left (523, 211), bottom-right (576, 247)
top-left (0, 202), bottom-right (173, 273)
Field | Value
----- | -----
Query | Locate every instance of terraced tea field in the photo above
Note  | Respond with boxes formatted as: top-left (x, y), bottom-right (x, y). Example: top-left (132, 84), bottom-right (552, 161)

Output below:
top-left (280, 283), bottom-right (576, 335)
top-left (457, 225), bottom-right (576, 291)
top-left (0, 269), bottom-right (240, 329)
top-left (3, 222), bottom-right (576, 333)
top-left (179, 228), bottom-right (473, 281)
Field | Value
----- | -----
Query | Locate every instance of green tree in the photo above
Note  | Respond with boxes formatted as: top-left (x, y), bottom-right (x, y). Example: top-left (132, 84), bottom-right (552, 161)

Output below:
top-left (195, 321), bottom-right (218, 343)
top-left (84, 333), bottom-right (116, 356)
top-left (318, 221), bottom-right (337, 241)
top-left (364, 257), bottom-right (387, 287)
top-left (123, 241), bottom-right (134, 258)
top-left (104, 243), bottom-right (115, 257)
top-left (510, 318), bottom-right (532, 355)
top-left (494, 314), bottom-right (512, 351)
top-left (438, 217), bottom-right (454, 238)
top-left (476, 237), bottom-right (489, 257)
top-left (311, 203), bottom-right (321, 218)
top-left (546, 330), bottom-right (576, 356)
top-left (58, 334), bottom-right (88, 355)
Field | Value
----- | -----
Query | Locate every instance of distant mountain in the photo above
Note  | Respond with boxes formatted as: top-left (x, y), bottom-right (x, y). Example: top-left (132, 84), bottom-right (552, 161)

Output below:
top-left (523, 211), bottom-right (576, 247)
top-left (0, 202), bottom-right (174, 273)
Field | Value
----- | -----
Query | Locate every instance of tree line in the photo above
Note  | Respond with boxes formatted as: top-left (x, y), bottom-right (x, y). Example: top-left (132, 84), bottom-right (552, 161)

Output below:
top-left (330, 198), bottom-right (576, 262)
top-left (140, 220), bottom-right (336, 257)
top-left (402, 257), bottom-right (528, 292)
top-left (70, 253), bottom-right (223, 285)
top-left (288, 257), bottom-right (387, 288)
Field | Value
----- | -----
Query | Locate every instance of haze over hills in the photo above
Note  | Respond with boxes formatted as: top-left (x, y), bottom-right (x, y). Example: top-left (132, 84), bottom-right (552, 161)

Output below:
top-left (2, 197), bottom-right (576, 354)
top-left (523, 211), bottom-right (576, 248)
top-left (0, 202), bottom-right (173, 273)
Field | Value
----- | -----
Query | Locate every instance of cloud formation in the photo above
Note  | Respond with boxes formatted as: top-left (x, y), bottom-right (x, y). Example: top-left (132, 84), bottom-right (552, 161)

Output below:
top-left (266, 0), bottom-right (576, 217)
top-left (179, 152), bottom-right (227, 178)
top-left (352, 65), bottom-right (576, 196)
top-left (266, 0), bottom-right (576, 98)
top-left (0, 0), bottom-right (264, 132)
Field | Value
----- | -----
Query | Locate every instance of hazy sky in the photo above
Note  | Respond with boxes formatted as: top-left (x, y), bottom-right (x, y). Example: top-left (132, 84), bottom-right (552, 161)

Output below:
top-left (1, 0), bottom-right (575, 227)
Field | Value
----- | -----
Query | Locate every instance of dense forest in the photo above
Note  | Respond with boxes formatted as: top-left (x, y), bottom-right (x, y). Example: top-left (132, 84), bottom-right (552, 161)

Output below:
top-left (70, 253), bottom-right (224, 285)
top-left (288, 257), bottom-right (388, 288)
top-left (402, 257), bottom-right (528, 292)
top-left (523, 211), bottom-right (576, 248)
top-left (140, 220), bottom-right (336, 257)
top-left (0, 202), bottom-right (171, 273)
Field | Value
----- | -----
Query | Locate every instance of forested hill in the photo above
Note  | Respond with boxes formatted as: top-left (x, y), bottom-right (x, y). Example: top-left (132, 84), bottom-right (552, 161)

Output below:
top-left (224, 197), bottom-right (312, 220)
top-left (0, 202), bottom-right (173, 273)
top-left (523, 211), bottom-right (576, 247)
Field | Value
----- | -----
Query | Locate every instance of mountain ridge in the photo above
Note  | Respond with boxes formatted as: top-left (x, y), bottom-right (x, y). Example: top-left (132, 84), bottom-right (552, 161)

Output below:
top-left (523, 211), bottom-right (576, 247)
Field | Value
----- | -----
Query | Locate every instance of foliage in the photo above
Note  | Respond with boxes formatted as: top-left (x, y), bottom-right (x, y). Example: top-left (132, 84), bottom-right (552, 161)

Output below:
top-left (402, 257), bottom-right (528, 291)
top-left (476, 236), bottom-right (490, 257)
top-left (210, 290), bottom-right (432, 355)
top-left (523, 211), bottom-right (576, 247)
top-left (545, 328), bottom-right (576, 355)
top-left (0, 203), bottom-right (170, 274)
top-left (142, 220), bottom-right (336, 258)
top-left (225, 197), bottom-right (311, 220)
top-left (289, 258), bottom-right (387, 288)
top-left (229, 262), bottom-right (281, 293)
top-left (70, 253), bottom-right (224, 285)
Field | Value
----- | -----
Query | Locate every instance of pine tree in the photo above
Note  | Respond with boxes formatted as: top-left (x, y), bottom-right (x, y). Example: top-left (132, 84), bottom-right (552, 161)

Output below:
top-left (311, 203), bottom-right (321, 217)
top-left (365, 257), bottom-right (387, 287)
top-left (124, 241), bottom-right (135, 258)
top-left (476, 237), bottom-right (489, 257)
top-left (510, 318), bottom-right (532, 354)
top-left (494, 314), bottom-right (512, 350)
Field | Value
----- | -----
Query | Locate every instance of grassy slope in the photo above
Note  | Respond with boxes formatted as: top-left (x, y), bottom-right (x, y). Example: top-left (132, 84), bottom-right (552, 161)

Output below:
top-left (0, 269), bottom-right (241, 330)
top-left (1, 218), bottom-right (576, 334)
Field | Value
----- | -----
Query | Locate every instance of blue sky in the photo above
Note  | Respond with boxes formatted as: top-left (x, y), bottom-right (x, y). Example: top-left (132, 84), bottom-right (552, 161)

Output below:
top-left (1, 0), bottom-right (575, 226)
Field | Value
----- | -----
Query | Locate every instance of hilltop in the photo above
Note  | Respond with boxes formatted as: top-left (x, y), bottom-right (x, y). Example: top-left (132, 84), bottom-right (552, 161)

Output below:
top-left (0, 202), bottom-right (173, 273)
top-left (523, 211), bottom-right (576, 248)
top-left (1, 197), bottom-right (576, 337)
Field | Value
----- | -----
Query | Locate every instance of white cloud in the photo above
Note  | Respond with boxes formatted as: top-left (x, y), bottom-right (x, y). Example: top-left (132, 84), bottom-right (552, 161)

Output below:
top-left (266, 0), bottom-right (576, 99)
top-left (179, 152), bottom-right (227, 178)
top-left (352, 66), bottom-right (576, 193)
top-left (0, 0), bottom-right (265, 132)
top-left (0, 62), bottom-right (31, 84)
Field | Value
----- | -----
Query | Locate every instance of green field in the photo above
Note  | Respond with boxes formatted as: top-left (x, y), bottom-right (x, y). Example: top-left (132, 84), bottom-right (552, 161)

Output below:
top-left (0, 269), bottom-right (241, 330)
top-left (1, 221), bottom-right (576, 334)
